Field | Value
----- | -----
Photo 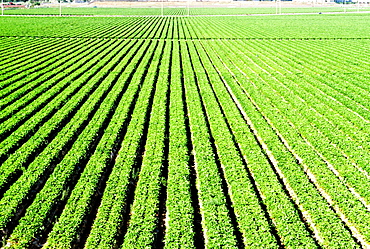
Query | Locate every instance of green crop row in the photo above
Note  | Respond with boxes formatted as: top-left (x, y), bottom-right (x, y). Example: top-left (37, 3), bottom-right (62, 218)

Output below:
top-left (0, 38), bottom-right (57, 72)
top-left (0, 41), bottom-right (74, 94)
top-left (0, 37), bottom-right (41, 57)
top-left (199, 39), bottom-right (320, 248)
top-left (0, 39), bottom-right (130, 232)
top-left (121, 40), bottom-right (167, 248)
top-left (246, 39), bottom-right (370, 193)
top-left (0, 38), bottom-right (108, 166)
top-left (2, 15), bottom-right (370, 39)
top-left (5, 39), bottom-right (146, 249)
top-left (163, 40), bottom-right (194, 249)
top-left (0, 38), bottom-right (99, 125)
top-left (0, 38), bottom-right (76, 90)
top-left (225, 39), bottom-right (370, 245)
top-left (0, 39), bottom-right (121, 184)
top-left (179, 40), bottom-right (238, 248)
top-left (84, 40), bottom-right (162, 249)
top-left (41, 39), bottom-right (153, 249)
top-left (189, 40), bottom-right (278, 248)
top-left (1, 16), bottom-right (369, 248)
top-left (212, 39), bottom-right (361, 248)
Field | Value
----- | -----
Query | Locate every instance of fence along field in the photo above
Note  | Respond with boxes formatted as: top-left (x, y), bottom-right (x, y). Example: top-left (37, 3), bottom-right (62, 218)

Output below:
top-left (0, 13), bottom-right (370, 248)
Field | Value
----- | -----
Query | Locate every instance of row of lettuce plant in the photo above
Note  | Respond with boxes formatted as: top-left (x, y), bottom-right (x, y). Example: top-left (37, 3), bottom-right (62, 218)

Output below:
top-left (0, 38), bottom-right (58, 73)
top-left (0, 40), bottom-right (132, 235)
top-left (21, 39), bottom-right (153, 249)
top-left (4, 39), bottom-right (148, 249)
top-left (244, 39), bottom-right (370, 195)
top-left (82, 40), bottom-right (163, 248)
top-left (0, 37), bottom-right (48, 59)
top-left (120, 40), bottom-right (168, 248)
top-left (0, 38), bottom-right (77, 90)
top-left (268, 40), bottom-right (370, 132)
top-left (198, 39), bottom-right (320, 248)
top-left (225, 39), bottom-right (370, 245)
top-left (163, 40), bottom-right (195, 249)
top-left (208, 39), bottom-right (359, 248)
top-left (0, 38), bottom-right (100, 124)
top-left (188, 40), bottom-right (278, 248)
top-left (178, 40), bottom-right (238, 248)
top-left (0, 39), bottom-right (121, 172)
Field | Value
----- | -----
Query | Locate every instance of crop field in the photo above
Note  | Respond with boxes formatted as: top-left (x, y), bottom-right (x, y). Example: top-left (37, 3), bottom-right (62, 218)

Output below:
top-left (0, 14), bottom-right (370, 248)
top-left (3, 6), bottom-right (370, 16)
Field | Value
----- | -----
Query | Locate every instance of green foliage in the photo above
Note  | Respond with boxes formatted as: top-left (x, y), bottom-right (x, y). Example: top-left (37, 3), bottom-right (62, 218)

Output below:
top-left (1, 15), bottom-right (370, 249)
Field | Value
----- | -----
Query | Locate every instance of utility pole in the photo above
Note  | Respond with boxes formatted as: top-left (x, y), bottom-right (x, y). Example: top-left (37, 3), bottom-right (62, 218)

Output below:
top-left (343, 0), bottom-right (346, 13)
top-left (279, 0), bottom-right (281, 14)
top-left (1, 0), bottom-right (4, 16)
top-left (161, 0), bottom-right (163, 17)
top-left (276, 0), bottom-right (278, 14)
top-left (357, 0), bottom-right (360, 12)
top-left (59, 0), bottom-right (62, 16)
top-left (187, 0), bottom-right (190, 16)
top-left (276, 0), bottom-right (281, 15)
